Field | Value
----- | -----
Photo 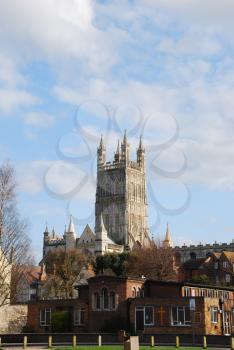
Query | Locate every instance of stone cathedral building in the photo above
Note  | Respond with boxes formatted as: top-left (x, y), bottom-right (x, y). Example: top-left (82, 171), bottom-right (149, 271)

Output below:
top-left (42, 133), bottom-right (150, 259)
top-left (42, 131), bottom-right (233, 262)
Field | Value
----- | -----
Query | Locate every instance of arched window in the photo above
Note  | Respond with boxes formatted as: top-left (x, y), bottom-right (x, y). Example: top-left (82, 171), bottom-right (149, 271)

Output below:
top-left (102, 288), bottom-right (109, 310)
top-left (132, 287), bottom-right (137, 298)
top-left (94, 292), bottom-right (101, 310)
top-left (140, 288), bottom-right (144, 298)
top-left (110, 291), bottom-right (116, 310)
top-left (137, 287), bottom-right (141, 297)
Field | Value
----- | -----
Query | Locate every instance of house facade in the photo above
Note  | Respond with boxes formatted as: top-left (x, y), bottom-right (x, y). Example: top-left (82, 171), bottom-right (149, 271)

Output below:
top-left (179, 251), bottom-right (234, 286)
top-left (26, 276), bottom-right (234, 336)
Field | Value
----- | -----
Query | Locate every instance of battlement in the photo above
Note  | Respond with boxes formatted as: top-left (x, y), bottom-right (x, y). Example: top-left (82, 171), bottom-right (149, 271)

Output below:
top-left (45, 237), bottom-right (65, 246)
top-left (175, 241), bottom-right (234, 250)
top-left (98, 160), bottom-right (142, 172)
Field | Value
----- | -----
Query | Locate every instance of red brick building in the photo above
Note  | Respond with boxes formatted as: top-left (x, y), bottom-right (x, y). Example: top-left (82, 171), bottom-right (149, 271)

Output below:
top-left (27, 276), bottom-right (234, 336)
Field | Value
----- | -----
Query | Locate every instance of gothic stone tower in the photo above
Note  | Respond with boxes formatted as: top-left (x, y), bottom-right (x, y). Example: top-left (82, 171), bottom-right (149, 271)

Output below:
top-left (95, 132), bottom-right (150, 250)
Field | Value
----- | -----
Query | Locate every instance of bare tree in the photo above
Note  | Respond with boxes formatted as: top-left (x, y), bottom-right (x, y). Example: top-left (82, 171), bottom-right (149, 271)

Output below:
top-left (0, 162), bottom-right (32, 307)
top-left (42, 249), bottom-right (91, 299)
top-left (126, 240), bottom-right (177, 281)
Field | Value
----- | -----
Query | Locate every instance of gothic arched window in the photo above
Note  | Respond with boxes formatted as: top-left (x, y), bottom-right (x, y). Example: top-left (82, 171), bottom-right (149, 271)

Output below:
top-left (110, 291), bottom-right (116, 310)
top-left (102, 288), bottom-right (109, 310)
top-left (94, 292), bottom-right (101, 310)
top-left (132, 287), bottom-right (137, 298)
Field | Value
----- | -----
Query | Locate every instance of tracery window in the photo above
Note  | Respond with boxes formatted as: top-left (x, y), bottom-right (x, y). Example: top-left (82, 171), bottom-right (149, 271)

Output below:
top-left (110, 291), bottom-right (116, 310)
top-left (102, 288), bottom-right (109, 310)
top-left (94, 292), bottom-right (101, 310)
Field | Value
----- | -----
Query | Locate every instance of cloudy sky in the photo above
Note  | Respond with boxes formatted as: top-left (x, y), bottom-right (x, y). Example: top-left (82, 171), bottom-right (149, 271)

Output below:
top-left (1, 0), bottom-right (234, 261)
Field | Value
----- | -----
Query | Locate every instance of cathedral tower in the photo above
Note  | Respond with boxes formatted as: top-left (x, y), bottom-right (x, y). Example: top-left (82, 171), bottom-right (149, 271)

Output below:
top-left (95, 132), bottom-right (149, 250)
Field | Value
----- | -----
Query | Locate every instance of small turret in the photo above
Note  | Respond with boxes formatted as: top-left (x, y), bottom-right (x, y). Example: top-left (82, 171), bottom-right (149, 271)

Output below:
top-left (163, 223), bottom-right (173, 248)
top-left (65, 215), bottom-right (76, 251)
top-left (97, 135), bottom-right (106, 169)
top-left (95, 213), bottom-right (108, 255)
top-left (43, 222), bottom-right (49, 241)
top-left (52, 227), bottom-right (56, 239)
top-left (67, 215), bottom-right (76, 235)
top-left (137, 135), bottom-right (145, 168)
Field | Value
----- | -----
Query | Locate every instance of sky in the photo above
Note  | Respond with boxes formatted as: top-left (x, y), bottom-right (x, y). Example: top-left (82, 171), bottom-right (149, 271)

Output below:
top-left (0, 0), bottom-right (234, 262)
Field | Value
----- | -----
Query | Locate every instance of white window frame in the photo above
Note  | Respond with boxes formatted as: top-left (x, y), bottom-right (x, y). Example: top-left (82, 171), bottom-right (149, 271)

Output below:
top-left (144, 306), bottom-right (154, 326)
top-left (135, 306), bottom-right (154, 326)
top-left (40, 308), bottom-right (51, 326)
top-left (211, 307), bottom-right (218, 323)
top-left (74, 308), bottom-right (85, 326)
top-left (171, 306), bottom-right (191, 326)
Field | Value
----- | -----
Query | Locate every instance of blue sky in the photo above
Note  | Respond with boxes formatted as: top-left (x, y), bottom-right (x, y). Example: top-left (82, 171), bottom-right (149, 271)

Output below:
top-left (0, 0), bottom-right (234, 261)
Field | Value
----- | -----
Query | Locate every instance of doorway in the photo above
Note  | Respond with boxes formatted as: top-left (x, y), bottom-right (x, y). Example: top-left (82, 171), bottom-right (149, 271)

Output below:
top-left (135, 307), bottom-right (144, 331)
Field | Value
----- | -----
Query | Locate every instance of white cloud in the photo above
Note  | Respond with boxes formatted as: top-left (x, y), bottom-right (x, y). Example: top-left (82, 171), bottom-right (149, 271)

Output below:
top-left (0, 0), bottom-right (129, 78)
top-left (142, 0), bottom-right (234, 28)
top-left (23, 112), bottom-right (55, 128)
top-left (17, 160), bottom-right (52, 194)
top-left (0, 89), bottom-right (40, 114)
top-left (0, 53), bottom-right (26, 87)
top-left (17, 160), bottom-right (92, 201)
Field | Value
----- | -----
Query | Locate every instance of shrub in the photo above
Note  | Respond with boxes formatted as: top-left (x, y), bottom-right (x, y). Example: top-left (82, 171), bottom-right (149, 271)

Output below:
top-left (51, 311), bottom-right (72, 332)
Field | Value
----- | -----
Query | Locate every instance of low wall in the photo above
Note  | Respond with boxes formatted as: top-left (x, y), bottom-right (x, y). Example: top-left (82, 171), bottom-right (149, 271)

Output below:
top-left (0, 333), bottom-right (232, 348)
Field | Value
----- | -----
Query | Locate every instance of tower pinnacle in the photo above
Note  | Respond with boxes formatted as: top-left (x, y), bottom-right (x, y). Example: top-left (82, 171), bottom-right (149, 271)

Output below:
top-left (137, 135), bottom-right (145, 168)
top-left (97, 135), bottom-right (106, 168)
top-left (163, 223), bottom-right (173, 248)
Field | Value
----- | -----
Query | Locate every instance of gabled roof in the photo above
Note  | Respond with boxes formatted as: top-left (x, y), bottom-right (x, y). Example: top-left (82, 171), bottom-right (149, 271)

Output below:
top-left (223, 251), bottom-right (234, 263)
top-left (78, 224), bottom-right (95, 244)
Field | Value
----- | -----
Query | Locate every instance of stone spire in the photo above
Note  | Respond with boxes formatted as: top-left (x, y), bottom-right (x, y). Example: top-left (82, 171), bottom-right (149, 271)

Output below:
top-left (67, 215), bottom-right (76, 235)
top-left (44, 222), bottom-right (49, 234)
top-left (163, 223), bottom-right (173, 248)
top-left (96, 213), bottom-right (107, 240)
